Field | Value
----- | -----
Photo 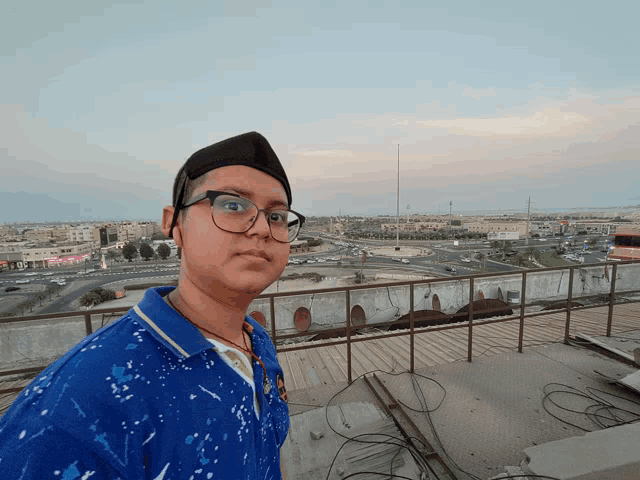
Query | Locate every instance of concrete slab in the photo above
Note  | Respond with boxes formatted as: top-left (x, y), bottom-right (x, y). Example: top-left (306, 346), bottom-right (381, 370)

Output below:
top-left (285, 339), bottom-right (640, 479)
top-left (522, 422), bottom-right (640, 480)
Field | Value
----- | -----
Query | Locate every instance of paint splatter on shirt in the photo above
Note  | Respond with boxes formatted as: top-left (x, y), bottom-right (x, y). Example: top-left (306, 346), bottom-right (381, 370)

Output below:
top-left (0, 286), bottom-right (289, 479)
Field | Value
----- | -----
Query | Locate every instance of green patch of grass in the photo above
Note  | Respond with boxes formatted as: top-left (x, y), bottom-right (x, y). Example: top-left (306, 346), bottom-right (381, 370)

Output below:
top-left (538, 251), bottom-right (572, 267)
top-left (124, 280), bottom-right (178, 291)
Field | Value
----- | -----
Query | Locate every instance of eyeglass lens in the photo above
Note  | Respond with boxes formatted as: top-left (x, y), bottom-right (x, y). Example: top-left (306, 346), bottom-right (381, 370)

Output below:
top-left (212, 195), bottom-right (301, 242)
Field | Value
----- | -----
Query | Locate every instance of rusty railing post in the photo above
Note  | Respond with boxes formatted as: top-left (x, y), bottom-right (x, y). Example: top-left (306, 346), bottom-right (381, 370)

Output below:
top-left (84, 313), bottom-right (93, 336)
top-left (518, 271), bottom-right (527, 353)
top-left (270, 296), bottom-right (277, 347)
top-left (346, 289), bottom-right (352, 383)
top-left (467, 276), bottom-right (474, 362)
top-left (564, 267), bottom-right (574, 345)
top-left (606, 263), bottom-right (617, 337)
top-left (410, 283), bottom-right (415, 373)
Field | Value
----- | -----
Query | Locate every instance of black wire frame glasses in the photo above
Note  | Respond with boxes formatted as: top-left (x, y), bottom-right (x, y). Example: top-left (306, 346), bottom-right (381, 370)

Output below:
top-left (178, 190), bottom-right (306, 243)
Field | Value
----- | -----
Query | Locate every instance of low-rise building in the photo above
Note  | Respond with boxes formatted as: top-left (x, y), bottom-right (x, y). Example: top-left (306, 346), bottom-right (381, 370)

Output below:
top-left (464, 221), bottom-right (529, 236)
top-left (21, 243), bottom-right (93, 268)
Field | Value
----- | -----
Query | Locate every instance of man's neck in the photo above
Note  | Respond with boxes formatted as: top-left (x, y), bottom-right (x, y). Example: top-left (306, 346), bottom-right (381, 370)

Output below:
top-left (167, 276), bottom-right (253, 345)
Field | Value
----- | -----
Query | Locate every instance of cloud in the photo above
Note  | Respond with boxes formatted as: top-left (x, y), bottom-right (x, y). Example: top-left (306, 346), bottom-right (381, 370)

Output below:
top-left (298, 149), bottom-right (354, 157)
top-left (417, 108), bottom-right (591, 137)
top-left (461, 86), bottom-right (497, 99)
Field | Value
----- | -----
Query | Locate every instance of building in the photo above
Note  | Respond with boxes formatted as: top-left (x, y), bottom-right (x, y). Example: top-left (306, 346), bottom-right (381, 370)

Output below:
top-left (98, 225), bottom-right (118, 246)
top-left (21, 243), bottom-right (93, 269)
top-left (67, 225), bottom-right (97, 243)
top-left (24, 227), bottom-right (68, 243)
top-left (464, 221), bottom-right (529, 236)
top-left (381, 221), bottom-right (449, 232)
top-left (116, 222), bottom-right (161, 243)
top-left (608, 226), bottom-right (640, 261)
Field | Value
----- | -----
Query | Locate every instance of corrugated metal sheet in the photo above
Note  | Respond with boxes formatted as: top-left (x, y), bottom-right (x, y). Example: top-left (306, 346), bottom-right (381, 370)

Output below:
top-left (277, 303), bottom-right (640, 391)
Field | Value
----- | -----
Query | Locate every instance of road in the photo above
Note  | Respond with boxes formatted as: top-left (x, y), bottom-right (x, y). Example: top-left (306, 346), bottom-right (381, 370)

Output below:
top-left (1, 236), bottom-right (611, 315)
top-left (0, 262), bottom-right (181, 315)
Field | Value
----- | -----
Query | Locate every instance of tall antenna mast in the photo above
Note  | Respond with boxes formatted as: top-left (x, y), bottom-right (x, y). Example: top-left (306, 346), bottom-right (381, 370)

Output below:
top-left (396, 144), bottom-right (400, 251)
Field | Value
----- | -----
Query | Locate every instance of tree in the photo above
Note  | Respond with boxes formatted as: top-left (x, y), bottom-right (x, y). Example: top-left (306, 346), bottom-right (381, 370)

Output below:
top-left (476, 252), bottom-right (487, 271)
top-left (122, 242), bottom-right (138, 262)
top-left (156, 243), bottom-right (171, 260)
top-left (106, 249), bottom-right (121, 265)
top-left (139, 243), bottom-right (154, 261)
top-left (35, 291), bottom-right (47, 307)
top-left (45, 284), bottom-right (57, 300)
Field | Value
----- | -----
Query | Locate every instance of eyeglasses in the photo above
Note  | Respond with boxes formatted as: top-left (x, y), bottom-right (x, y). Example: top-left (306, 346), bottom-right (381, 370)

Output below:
top-left (180, 191), bottom-right (305, 243)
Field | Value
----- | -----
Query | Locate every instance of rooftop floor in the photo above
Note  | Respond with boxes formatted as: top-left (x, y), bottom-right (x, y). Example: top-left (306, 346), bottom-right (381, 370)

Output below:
top-left (283, 307), bottom-right (640, 479)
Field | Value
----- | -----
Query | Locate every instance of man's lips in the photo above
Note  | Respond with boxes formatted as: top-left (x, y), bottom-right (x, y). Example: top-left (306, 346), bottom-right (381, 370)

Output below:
top-left (238, 250), bottom-right (271, 261)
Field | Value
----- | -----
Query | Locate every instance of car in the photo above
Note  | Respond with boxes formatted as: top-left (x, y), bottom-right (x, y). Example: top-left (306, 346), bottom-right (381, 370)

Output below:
top-left (434, 244), bottom-right (442, 248)
top-left (401, 259), bottom-right (410, 264)
top-left (76, 271), bottom-right (86, 276)
top-left (461, 258), bottom-right (471, 263)
top-left (57, 281), bottom-right (67, 286)
top-left (5, 286), bottom-right (20, 292)
top-left (42, 272), bottom-right (54, 276)
top-left (307, 260), bottom-right (315, 264)
top-left (25, 272), bottom-right (38, 276)
top-left (445, 266), bottom-right (457, 273)
top-left (393, 258), bottom-right (401, 262)
top-left (15, 279), bottom-right (30, 284)
top-left (539, 238), bottom-right (547, 242)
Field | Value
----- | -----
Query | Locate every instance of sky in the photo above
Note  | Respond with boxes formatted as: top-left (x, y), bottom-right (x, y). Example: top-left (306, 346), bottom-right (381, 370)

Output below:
top-left (1, 0), bottom-right (639, 223)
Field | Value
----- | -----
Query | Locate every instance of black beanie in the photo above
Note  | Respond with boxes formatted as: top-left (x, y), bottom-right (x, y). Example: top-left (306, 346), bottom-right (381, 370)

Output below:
top-left (172, 131), bottom-right (292, 209)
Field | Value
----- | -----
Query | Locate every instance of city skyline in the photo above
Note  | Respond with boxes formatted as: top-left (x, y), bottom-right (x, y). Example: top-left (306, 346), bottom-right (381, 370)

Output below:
top-left (2, 1), bottom-right (639, 223)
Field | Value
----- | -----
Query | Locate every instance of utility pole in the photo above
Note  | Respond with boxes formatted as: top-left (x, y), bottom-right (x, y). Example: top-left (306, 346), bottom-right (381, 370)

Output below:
top-left (449, 201), bottom-right (452, 240)
top-left (395, 144), bottom-right (400, 251)
top-left (525, 196), bottom-right (533, 246)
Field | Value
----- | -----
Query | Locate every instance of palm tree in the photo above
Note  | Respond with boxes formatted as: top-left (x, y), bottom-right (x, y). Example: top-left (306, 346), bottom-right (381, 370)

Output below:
top-left (476, 252), bottom-right (487, 271)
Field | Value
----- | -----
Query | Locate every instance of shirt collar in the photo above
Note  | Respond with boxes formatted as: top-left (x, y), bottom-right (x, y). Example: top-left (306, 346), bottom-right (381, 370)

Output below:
top-left (129, 286), bottom-right (261, 359)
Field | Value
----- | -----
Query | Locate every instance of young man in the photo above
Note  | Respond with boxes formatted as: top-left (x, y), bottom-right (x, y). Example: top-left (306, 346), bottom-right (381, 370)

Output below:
top-left (0, 132), bottom-right (304, 479)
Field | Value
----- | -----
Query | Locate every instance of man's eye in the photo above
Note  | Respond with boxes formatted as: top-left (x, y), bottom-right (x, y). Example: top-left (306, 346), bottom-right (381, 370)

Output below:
top-left (269, 212), bottom-right (286, 223)
top-left (223, 202), bottom-right (246, 212)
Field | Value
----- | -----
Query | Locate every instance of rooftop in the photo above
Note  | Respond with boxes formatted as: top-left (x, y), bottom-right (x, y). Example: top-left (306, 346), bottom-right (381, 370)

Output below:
top-left (2, 263), bottom-right (640, 478)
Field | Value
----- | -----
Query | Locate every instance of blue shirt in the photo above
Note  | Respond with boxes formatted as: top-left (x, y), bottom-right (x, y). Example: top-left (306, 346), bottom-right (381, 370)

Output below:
top-left (0, 286), bottom-right (289, 479)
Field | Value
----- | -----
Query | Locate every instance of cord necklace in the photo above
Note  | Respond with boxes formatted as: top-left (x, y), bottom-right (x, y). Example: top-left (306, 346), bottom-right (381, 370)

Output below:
top-left (166, 293), bottom-right (271, 394)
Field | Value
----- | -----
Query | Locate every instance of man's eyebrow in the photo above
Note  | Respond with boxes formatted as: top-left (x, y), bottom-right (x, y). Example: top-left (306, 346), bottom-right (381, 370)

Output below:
top-left (218, 187), bottom-right (288, 208)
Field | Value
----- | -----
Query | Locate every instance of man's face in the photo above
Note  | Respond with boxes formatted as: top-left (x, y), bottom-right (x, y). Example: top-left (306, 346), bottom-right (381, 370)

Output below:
top-left (165, 165), bottom-right (290, 297)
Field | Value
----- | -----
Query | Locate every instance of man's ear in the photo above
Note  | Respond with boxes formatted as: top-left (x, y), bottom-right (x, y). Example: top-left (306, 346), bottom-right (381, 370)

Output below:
top-left (162, 206), bottom-right (184, 248)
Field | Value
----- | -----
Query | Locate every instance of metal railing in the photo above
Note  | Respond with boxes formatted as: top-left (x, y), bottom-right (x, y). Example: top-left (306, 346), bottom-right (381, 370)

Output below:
top-left (1, 260), bottom-right (639, 389)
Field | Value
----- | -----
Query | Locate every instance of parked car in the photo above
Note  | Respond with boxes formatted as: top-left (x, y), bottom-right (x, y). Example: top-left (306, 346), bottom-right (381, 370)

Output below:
top-left (5, 286), bottom-right (20, 292)
top-left (57, 281), bottom-right (67, 286)
top-left (15, 279), bottom-right (30, 284)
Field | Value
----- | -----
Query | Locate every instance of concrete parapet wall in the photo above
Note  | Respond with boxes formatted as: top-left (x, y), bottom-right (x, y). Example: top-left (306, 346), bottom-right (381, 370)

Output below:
top-left (0, 316), bottom-right (105, 371)
top-left (248, 263), bottom-right (640, 336)
top-left (1, 264), bottom-right (638, 370)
